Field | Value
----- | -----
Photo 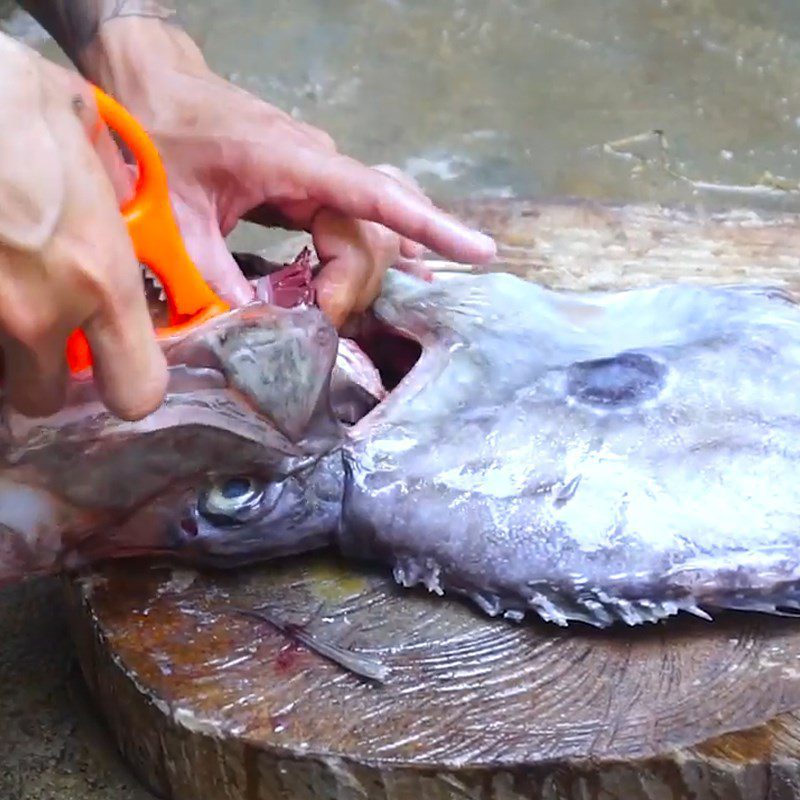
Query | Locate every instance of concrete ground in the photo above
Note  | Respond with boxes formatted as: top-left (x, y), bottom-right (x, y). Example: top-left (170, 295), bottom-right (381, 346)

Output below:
top-left (0, 579), bottom-right (154, 799)
top-left (3, 1), bottom-right (800, 798)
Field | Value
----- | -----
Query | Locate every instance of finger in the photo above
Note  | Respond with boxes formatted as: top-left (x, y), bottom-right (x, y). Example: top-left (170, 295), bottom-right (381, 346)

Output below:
top-left (170, 197), bottom-right (255, 306)
top-left (314, 253), bottom-right (373, 328)
top-left (312, 212), bottom-right (377, 327)
top-left (296, 152), bottom-right (496, 264)
top-left (2, 333), bottom-right (68, 418)
top-left (45, 98), bottom-right (167, 420)
top-left (242, 165), bottom-right (433, 242)
top-left (371, 167), bottom-right (430, 259)
top-left (82, 293), bottom-right (168, 421)
top-left (69, 224), bottom-right (168, 420)
top-left (76, 221), bottom-right (168, 421)
top-left (400, 238), bottom-right (427, 259)
top-left (244, 201), bottom-right (410, 248)
top-left (394, 257), bottom-right (434, 282)
top-left (313, 212), bottom-right (402, 325)
top-left (371, 163), bottom-right (431, 203)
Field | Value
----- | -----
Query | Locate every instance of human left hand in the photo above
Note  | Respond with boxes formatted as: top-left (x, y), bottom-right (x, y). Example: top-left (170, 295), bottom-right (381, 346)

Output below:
top-left (83, 18), bottom-right (496, 326)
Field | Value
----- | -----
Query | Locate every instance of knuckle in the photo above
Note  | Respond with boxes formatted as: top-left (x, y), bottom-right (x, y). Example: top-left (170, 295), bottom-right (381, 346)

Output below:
top-left (70, 255), bottom-right (140, 316)
top-left (2, 306), bottom-right (60, 350)
top-left (310, 128), bottom-right (336, 152)
top-left (272, 117), bottom-right (297, 139)
top-left (94, 275), bottom-right (140, 317)
top-left (371, 186), bottom-right (399, 225)
top-left (373, 163), bottom-right (422, 193)
top-left (372, 163), bottom-right (403, 181)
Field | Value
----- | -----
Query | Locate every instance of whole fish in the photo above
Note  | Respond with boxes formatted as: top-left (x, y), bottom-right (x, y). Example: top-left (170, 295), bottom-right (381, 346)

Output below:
top-left (4, 261), bottom-right (800, 628)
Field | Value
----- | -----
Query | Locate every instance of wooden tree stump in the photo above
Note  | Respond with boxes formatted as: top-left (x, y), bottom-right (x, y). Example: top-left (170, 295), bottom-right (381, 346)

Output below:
top-left (66, 199), bottom-right (800, 800)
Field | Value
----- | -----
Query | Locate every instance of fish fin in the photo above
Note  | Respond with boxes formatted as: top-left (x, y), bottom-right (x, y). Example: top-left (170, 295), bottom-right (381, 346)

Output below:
top-left (205, 305), bottom-right (339, 442)
top-left (463, 585), bottom-right (711, 628)
top-left (231, 606), bottom-right (391, 684)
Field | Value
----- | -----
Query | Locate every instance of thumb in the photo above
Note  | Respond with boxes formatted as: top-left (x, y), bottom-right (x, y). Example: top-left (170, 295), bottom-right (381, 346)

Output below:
top-left (170, 195), bottom-right (254, 307)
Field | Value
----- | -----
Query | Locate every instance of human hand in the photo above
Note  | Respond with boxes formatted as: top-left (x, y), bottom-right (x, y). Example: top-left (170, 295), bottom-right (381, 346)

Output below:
top-left (0, 34), bottom-right (167, 419)
top-left (84, 18), bottom-right (496, 326)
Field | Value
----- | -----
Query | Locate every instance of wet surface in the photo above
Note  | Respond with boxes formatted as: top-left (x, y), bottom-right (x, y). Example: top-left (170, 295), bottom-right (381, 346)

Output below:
top-left (68, 555), bottom-right (800, 766)
top-left (24, 0), bottom-right (800, 242)
top-left (2, 1), bottom-right (800, 798)
top-left (163, 0), bottom-right (800, 228)
top-left (167, 1), bottom-right (799, 215)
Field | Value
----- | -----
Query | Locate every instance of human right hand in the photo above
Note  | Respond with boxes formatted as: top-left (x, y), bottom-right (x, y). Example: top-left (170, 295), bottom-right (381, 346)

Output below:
top-left (81, 17), bottom-right (496, 325)
top-left (0, 34), bottom-right (167, 420)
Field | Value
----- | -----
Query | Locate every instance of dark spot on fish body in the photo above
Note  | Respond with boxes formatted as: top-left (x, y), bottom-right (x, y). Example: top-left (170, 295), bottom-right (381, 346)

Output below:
top-left (315, 327), bottom-right (334, 349)
top-left (567, 351), bottom-right (667, 409)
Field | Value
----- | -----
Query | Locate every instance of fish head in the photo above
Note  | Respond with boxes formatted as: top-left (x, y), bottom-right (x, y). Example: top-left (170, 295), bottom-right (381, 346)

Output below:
top-left (0, 299), bottom-right (346, 581)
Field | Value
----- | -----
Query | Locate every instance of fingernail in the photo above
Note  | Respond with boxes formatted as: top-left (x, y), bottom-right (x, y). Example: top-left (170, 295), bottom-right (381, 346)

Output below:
top-left (394, 257), bottom-right (433, 281)
top-left (315, 283), bottom-right (348, 329)
top-left (438, 214), bottom-right (498, 262)
top-left (469, 230), bottom-right (497, 262)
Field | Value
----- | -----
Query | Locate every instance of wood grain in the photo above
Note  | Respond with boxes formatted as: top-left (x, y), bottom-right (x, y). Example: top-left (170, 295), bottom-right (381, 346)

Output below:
top-left (447, 198), bottom-right (800, 292)
top-left (66, 199), bottom-right (800, 800)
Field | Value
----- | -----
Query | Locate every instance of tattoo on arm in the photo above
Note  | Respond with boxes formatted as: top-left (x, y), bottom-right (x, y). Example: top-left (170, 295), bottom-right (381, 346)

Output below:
top-left (17, 0), bottom-right (176, 65)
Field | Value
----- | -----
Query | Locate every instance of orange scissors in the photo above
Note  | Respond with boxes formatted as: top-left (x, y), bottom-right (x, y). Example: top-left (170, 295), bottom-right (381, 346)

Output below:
top-left (65, 87), bottom-right (230, 373)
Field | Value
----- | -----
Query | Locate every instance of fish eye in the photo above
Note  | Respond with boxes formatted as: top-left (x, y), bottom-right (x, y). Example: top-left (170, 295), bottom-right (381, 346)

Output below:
top-left (199, 476), bottom-right (266, 524)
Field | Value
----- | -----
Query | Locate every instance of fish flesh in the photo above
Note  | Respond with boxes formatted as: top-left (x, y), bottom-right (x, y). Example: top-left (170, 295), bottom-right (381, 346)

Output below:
top-left (4, 256), bottom-right (800, 628)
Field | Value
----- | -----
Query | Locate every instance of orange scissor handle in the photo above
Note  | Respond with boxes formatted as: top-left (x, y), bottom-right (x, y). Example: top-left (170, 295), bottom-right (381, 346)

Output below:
top-left (65, 86), bottom-right (230, 373)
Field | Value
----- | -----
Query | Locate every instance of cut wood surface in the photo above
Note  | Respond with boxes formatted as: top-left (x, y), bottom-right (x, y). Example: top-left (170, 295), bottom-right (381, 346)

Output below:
top-left (446, 198), bottom-right (800, 291)
top-left (67, 199), bottom-right (800, 800)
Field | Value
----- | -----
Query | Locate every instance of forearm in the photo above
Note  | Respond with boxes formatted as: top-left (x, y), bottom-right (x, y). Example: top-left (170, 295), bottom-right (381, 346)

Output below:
top-left (14, 0), bottom-right (196, 83)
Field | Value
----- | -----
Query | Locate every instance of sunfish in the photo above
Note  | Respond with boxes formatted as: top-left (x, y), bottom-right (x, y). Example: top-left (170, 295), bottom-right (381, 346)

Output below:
top-left (2, 261), bottom-right (800, 628)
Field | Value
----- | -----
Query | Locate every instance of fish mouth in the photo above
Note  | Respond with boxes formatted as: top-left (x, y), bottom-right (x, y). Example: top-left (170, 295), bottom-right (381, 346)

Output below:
top-left (338, 314), bottom-right (423, 419)
top-left (350, 318), bottom-right (422, 393)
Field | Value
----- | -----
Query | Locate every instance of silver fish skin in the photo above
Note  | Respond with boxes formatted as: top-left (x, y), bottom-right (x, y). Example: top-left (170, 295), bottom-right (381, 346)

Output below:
top-left (337, 271), bottom-right (800, 627)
